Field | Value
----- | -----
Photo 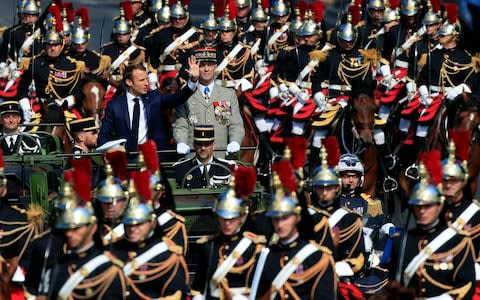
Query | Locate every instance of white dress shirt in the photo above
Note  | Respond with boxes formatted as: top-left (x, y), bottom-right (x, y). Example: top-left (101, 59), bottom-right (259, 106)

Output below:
top-left (196, 156), bottom-right (214, 173)
top-left (126, 91), bottom-right (147, 145)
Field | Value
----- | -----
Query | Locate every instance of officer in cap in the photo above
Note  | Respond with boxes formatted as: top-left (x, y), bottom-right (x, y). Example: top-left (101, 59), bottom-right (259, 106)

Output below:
top-left (173, 125), bottom-right (235, 188)
top-left (68, 117), bottom-right (98, 155)
top-left (0, 100), bottom-right (40, 155)
top-left (0, 0), bottom-right (41, 62)
top-left (256, 173), bottom-right (336, 299)
top-left (111, 176), bottom-right (189, 299)
top-left (41, 183), bottom-right (127, 299)
top-left (191, 174), bottom-right (266, 299)
top-left (17, 5), bottom-right (85, 123)
top-left (441, 139), bottom-right (480, 269)
top-left (391, 162), bottom-right (476, 299)
top-left (101, 2), bottom-right (145, 83)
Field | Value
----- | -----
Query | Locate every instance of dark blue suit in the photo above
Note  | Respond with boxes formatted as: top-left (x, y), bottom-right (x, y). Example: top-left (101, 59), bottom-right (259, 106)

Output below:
top-left (98, 87), bottom-right (194, 158)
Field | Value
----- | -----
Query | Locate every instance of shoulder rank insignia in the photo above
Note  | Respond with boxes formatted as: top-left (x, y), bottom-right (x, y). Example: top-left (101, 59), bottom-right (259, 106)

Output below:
top-left (243, 231), bottom-right (267, 244)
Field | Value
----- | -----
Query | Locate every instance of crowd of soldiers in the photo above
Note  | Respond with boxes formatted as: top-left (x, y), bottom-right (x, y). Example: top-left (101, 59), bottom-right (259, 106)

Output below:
top-left (0, 0), bottom-right (479, 299)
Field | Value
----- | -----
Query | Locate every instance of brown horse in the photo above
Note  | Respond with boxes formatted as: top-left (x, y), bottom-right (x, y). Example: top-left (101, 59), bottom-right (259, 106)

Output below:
top-left (80, 81), bottom-right (106, 122)
top-left (239, 105), bottom-right (259, 166)
top-left (337, 92), bottom-right (378, 196)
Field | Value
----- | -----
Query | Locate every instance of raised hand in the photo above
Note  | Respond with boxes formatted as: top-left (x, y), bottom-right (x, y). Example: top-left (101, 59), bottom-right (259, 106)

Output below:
top-left (186, 55), bottom-right (199, 81)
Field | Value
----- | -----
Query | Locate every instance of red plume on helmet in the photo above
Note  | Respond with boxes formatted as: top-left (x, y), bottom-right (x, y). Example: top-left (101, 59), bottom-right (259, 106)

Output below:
top-left (348, 4), bottom-right (361, 25)
top-left (105, 150), bottom-right (128, 182)
top-left (310, 1), bottom-right (325, 22)
top-left (75, 7), bottom-right (90, 28)
top-left (450, 130), bottom-right (471, 161)
top-left (131, 170), bottom-right (152, 201)
top-left (297, 1), bottom-right (309, 18)
top-left (444, 2), bottom-right (457, 24)
top-left (63, 169), bottom-right (74, 184)
top-left (139, 140), bottom-right (159, 175)
top-left (52, 0), bottom-right (63, 7)
top-left (71, 158), bottom-right (92, 202)
top-left (323, 136), bottom-right (340, 167)
top-left (272, 160), bottom-right (298, 194)
top-left (120, 1), bottom-right (133, 21)
top-left (233, 166), bottom-right (257, 198)
top-left (419, 150), bottom-right (442, 186)
top-left (389, 0), bottom-right (400, 9)
top-left (49, 4), bottom-right (64, 32)
top-left (62, 3), bottom-right (74, 23)
top-left (430, 0), bottom-right (440, 12)
top-left (285, 137), bottom-right (307, 170)
top-left (261, 0), bottom-right (269, 9)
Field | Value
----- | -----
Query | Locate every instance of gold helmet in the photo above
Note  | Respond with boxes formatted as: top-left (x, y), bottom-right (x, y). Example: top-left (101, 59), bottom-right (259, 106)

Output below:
top-left (149, 0), bottom-right (163, 13)
top-left (94, 164), bottom-right (128, 204)
top-left (400, 0), bottom-right (420, 17)
top-left (44, 5), bottom-right (64, 45)
top-left (200, 3), bottom-right (218, 31)
top-left (337, 12), bottom-right (358, 43)
top-left (113, 2), bottom-right (133, 35)
top-left (214, 177), bottom-right (249, 219)
top-left (271, 0), bottom-right (290, 17)
top-left (298, 10), bottom-right (321, 37)
top-left (438, 3), bottom-right (460, 36)
top-left (442, 141), bottom-right (468, 182)
top-left (251, 0), bottom-right (268, 23)
top-left (312, 143), bottom-right (341, 187)
top-left (367, 0), bottom-right (385, 10)
top-left (155, 0), bottom-right (171, 24)
top-left (170, 0), bottom-right (188, 19)
top-left (267, 173), bottom-right (301, 217)
top-left (289, 7), bottom-right (303, 34)
top-left (55, 198), bottom-right (96, 229)
top-left (72, 7), bottom-right (90, 44)
top-left (61, 3), bottom-right (74, 36)
top-left (235, 0), bottom-right (251, 9)
top-left (382, 6), bottom-right (400, 23)
top-left (21, 0), bottom-right (40, 15)
top-left (121, 173), bottom-right (156, 225)
top-left (408, 163), bottom-right (444, 205)
top-left (218, 6), bottom-right (237, 31)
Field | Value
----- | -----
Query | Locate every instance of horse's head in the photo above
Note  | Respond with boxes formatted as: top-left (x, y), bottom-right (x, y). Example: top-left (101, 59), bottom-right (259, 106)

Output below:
top-left (351, 92), bottom-right (376, 145)
top-left (81, 81), bottom-right (106, 120)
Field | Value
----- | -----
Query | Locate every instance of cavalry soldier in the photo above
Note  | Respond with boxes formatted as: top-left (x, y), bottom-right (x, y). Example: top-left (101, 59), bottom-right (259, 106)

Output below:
top-left (198, 3), bottom-right (219, 48)
top-left (242, 0), bottom-right (269, 60)
top-left (145, 0), bottom-right (200, 81)
top-left (255, 173), bottom-right (336, 300)
top-left (17, 6), bottom-right (85, 124)
top-left (69, 8), bottom-right (111, 82)
top-left (0, 0), bottom-right (42, 62)
top-left (266, 0), bottom-right (292, 63)
top-left (234, 0), bottom-right (252, 41)
top-left (173, 125), bottom-right (234, 188)
top-left (0, 100), bottom-right (40, 155)
top-left (391, 162), bottom-right (476, 299)
top-left (60, 2), bottom-right (74, 56)
top-left (215, 7), bottom-right (255, 91)
top-left (357, 0), bottom-right (386, 49)
top-left (129, 0), bottom-right (155, 47)
top-left (68, 117), bottom-right (99, 155)
top-left (112, 175), bottom-right (189, 300)
top-left (40, 182), bottom-right (127, 299)
top-left (191, 172), bottom-right (265, 299)
top-left (441, 137), bottom-right (480, 283)
top-left (310, 151), bottom-right (366, 277)
top-left (101, 3), bottom-right (145, 84)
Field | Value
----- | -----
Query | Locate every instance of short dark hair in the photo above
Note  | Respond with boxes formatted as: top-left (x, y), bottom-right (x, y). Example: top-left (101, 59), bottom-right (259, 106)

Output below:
top-left (123, 64), bottom-right (147, 82)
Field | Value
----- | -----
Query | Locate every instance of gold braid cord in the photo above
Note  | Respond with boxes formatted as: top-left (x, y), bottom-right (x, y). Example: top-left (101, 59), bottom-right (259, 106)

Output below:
top-left (128, 253), bottom-right (188, 300)
top-left (91, 55), bottom-right (112, 76)
top-left (337, 54), bottom-right (371, 87)
top-left (313, 216), bottom-right (330, 247)
top-left (220, 47), bottom-right (252, 82)
top-left (276, 251), bottom-right (334, 300)
top-left (162, 221), bottom-right (188, 255)
top-left (0, 204), bottom-right (46, 260)
top-left (45, 61), bottom-right (84, 100)
top-left (439, 57), bottom-right (476, 88)
top-left (69, 264), bottom-right (127, 300)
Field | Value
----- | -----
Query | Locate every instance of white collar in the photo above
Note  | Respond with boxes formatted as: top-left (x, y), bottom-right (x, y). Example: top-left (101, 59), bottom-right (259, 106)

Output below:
top-left (198, 82), bottom-right (214, 94)
top-left (196, 156), bottom-right (214, 166)
top-left (126, 91), bottom-right (142, 102)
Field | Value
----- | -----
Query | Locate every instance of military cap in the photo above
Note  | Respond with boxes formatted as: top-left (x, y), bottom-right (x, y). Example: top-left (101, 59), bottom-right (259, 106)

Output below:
top-left (194, 47), bottom-right (217, 63)
top-left (193, 124), bottom-right (215, 142)
top-left (0, 101), bottom-right (21, 116)
top-left (69, 117), bottom-right (98, 133)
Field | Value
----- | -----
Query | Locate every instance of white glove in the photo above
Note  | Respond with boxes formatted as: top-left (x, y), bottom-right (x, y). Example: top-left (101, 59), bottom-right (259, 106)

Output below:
top-left (424, 294), bottom-right (454, 300)
top-left (192, 295), bottom-right (205, 300)
top-left (232, 295), bottom-right (248, 300)
top-left (55, 95), bottom-right (75, 108)
top-left (314, 91), bottom-right (327, 112)
top-left (148, 72), bottom-right (158, 90)
top-left (269, 86), bottom-right (279, 99)
top-left (226, 141), bottom-right (240, 154)
top-left (418, 85), bottom-right (432, 107)
top-left (19, 97), bottom-right (32, 123)
top-left (444, 87), bottom-right (459, 101)
top-left (335, 261), bottom-right (354, 277)
top-left (235, 78), bottom-right (253, 92)
top-left (176, 143), bottom-right (191, 154)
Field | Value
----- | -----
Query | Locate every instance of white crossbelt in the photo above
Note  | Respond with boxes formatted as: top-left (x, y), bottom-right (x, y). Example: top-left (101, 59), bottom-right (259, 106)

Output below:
top-left (123, 241), bottom-right (170, 276)
top-left (395, 26), bottom-right (426, 57)
top-left (267, 23), bottom-right (290, 48)
top-left (394, 60), bottom-right (408, 69)
top-left (158, 211), bottom-right (174, 226)
top-left (321, 82), bottom-right (351, 92)
top-left (162, 64), bottom-right (178, 71)
top-left (403, 202), bottom-right (480, 286)
top-left (210, 237), bottom-right (253, 293)
top-left (109, 45), bottom-right (138, 72)
top-left (270, 243), bottom-right (318, 300)
top-left (163, 27), bottom-right (197, 56)
top-left (297, 44), bottom-right (332, 82)
top-left (328, 207), bottom-right (350, 228)
top-left (216, 43), bottom-right (244, 74)
top-left (58, 254), bottom-right (111, 300)
top-left (215, 79), bottom-right (237, 88)
top-left (103, 223), bottom-right (125, 242)
top-left (251, 38), bottom-right (261, 56)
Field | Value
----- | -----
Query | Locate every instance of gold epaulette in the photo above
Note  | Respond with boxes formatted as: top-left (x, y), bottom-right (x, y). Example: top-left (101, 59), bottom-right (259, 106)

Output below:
top-left (132, 42), bottom-right (146, 51)
top-left (359, 48), bottom-right (380, 65)
top-left (243, 231), bottom-right (267, 244)
top-left (283, 45), bottom-right (296, 52)
top-left (92, 55), bottom-right (111, 75)
top-left (196, 234), bottom-right (217, 244)
top-left (326, 29), bottom-right (334, 43)
top-left (309, 49), bottom-right (330, 62)
top-left (20, 57), bottom-right (31, 70)
top-left (163, 237), bottom-right (183, 255)
top-left (472, 53), bottom-right (480, 73)
top-left (361, 193), bottom-right (383, 217)
top-left (418, 53), bottom-right (428, 68)
top-left (166, 209), bottom-right (186, 223)
top-left (316, 244), bottom-right (333, 256)
top-left (66, 56), bottom-right (86, 73)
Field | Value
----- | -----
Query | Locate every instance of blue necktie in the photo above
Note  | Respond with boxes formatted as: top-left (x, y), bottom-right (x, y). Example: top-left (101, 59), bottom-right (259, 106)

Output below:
top-left (204, 87), bottom-right (210, 100)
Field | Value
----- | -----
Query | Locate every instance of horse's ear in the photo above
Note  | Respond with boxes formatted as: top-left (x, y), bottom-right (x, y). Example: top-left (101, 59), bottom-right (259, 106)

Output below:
top-left (350, 77), bottom-right (376, 98)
